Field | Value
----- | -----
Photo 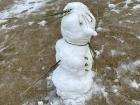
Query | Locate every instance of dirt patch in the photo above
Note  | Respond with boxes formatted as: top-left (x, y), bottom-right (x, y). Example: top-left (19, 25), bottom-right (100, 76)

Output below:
top-left (0, 0), bottom-right (15, 11)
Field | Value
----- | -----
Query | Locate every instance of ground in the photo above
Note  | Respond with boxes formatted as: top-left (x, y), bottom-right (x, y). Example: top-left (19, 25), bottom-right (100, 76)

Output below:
top-left (0, 0), bottom-right (140, 105)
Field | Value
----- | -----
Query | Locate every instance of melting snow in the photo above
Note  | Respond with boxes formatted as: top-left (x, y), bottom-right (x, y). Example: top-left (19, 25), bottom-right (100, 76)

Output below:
top-left (136, 36), bottom-right (140, 40)
top-left (112, 36), bottom-right (124, 43)
top-left (108, 4), bottom-right (116, 9)
top-left (38, 20), bottom-right (47, 26)
top-left (38, 101), bottom-right (44, 105)
top-left (133, 4), bottom-right (140, 10)
top-left (116, 60), bottom-right (140, 79)
top-left (123, 0), bottom-right (132, 8)
top-left (112, 85), bottom-right (119, 94)
top-left (96, 27), bottom-right (109, 32)
top-left (95, 45), bottom-right (104, 58)
top-left (0, 0), bottom-right (50, 19)
top-left (129, 80), bottom-right (140, 89)
top-left (0, 24), bottom-right (19, 31)
top-left (110, 49), bottom-right (126, 56)
top-left (117, 60), bottom-right (140, 72)
top-left (28, 21), bottom-right (34, 26)
top-left (0, 19), bottom-right (8, 24)
top-left (132, 100), bottom-right (140, 105)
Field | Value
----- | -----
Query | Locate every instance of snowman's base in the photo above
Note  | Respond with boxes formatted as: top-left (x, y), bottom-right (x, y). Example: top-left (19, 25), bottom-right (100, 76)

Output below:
top-left (51, 67), bottom-right (94, 105)
top-left (57, 88), bottom-right (93, 105)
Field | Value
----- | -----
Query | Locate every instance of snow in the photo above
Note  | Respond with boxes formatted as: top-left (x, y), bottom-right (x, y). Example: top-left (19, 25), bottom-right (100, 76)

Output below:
top-left (110, 49), bottom-right (126, 56)
top-left (125, 0), bottom-right (132, 4)
top-left (111, 9), bottom-right (120, 14)
top-left (123, 0), bottom-right (132, 8)
top-left (38, 101), bottom-right (44, 105)
top-left (96, 27), bottom-right (103, 32)
top-left (100, 87), bottom-right (108, 97)
top-left (129, 80), bottom-right (140, 89)
top-left (95, 45), bottom-right (104, 58)
top-left (108, 4), bottom-right (116, 9)
top-left (0, 24), bottom-right (19, 31)
top-left (38, 20), bottom-right (47, 26)
top-left (112, 36), bottom-right (124, 43)
top-left (116, 60), bottom-right (140, 80)
top-left (132, 100), bottom-right (140, 105)
top-left (108, 2), bottom-right (120, 13)
top-left (0, 19), bottom-right (8, 24)
top-left (28, 21), bottom-right (34, 26)
top-left (117, 60), bottom-right (140, 73)
top-left (136, 36), bottom-right (140, 40)
top-left (111, 85), bottom-right (120, 94)
top-left (133, 4), bottom-right (140, 10)
top-left (0, 0), bottom-right (50, 19)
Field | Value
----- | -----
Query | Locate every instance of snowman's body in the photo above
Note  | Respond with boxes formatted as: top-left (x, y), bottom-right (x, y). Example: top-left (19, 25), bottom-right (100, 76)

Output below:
top-left (52, 2), bottom-right (97, 105)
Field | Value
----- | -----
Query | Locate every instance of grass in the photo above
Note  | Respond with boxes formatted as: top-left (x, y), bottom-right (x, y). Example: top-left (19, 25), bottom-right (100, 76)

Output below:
top-left (0, 0), bottom-right (140, 105)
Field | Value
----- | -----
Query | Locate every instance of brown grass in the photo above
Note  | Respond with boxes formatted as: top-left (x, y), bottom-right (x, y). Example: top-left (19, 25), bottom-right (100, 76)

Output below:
top-left (0, 0), bottom-right (140, 105)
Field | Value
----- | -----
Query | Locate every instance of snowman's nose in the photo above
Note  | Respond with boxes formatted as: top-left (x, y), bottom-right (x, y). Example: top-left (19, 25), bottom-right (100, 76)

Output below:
top-left (92, 30), bottom-right (97, 36)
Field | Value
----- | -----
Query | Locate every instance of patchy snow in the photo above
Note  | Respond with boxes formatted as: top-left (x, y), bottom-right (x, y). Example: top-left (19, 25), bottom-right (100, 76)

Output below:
top-left (124, 20), bottom-right (139, 24)
top-left (108, 4), bottom-right (116, 9)
top-left (95, 45), bottom-right (104, 58)
top-left (132, 100), bottom-right (140, 105)
top-left (0, 24), bottom-right (19, 31)
top-left (136, 36), bottom-right (140, 40)
top-left (112, 85), bottom-right (119, 94)
top-left (110, 49), bottom-right (126, 57)
top-left (96, 27), bottom-right (110, 32)
top-left (112, 36), bottom-right (124, 43)
top-left (123, 0), bottom-right (132, 8)
top-left (111, 9), bottom-right (120, 14)
top-left (38, 20), bottom-right (47, 26)
top-left (113, 89), bottom-right (118, 93)
top-left (38, 101), bottom-right (44, 105)
top-left (116, 60), bottom-right (140, 79)
top-left (117, 60), bottom-right (140, 72)
top-left (129, 80), bottom-right (140, 89)
top-left (0, 0), bottom-right (50, 19)
top-left (125, 0), bottom-right (132, 4)
top-left (0, 19), bottom-right (8, 25)
top-left (28, 21), bottom-right (34, 26)
top-left (133, 4), bottom-right (140, 10)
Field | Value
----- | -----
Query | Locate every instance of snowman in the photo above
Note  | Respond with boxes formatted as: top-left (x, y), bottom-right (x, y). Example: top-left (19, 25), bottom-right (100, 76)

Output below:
top-left (52, 2), bottom-right (97, 105)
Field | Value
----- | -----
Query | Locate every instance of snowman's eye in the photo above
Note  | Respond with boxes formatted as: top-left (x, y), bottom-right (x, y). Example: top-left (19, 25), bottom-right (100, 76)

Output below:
top-left (63, 9), bottom-right (72, 16)
top-left (67, 9), bottom-right (72, 12)
top-left (79, 22), bottom-right (83, 25)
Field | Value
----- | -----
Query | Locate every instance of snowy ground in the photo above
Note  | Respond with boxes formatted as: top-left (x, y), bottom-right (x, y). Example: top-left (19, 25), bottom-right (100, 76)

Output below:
top-left (0, 0), bottom-right (140, 105)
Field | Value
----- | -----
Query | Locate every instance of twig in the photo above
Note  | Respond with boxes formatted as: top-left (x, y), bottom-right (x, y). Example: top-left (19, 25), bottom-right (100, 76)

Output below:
top-left (20, 60), bottom-right (61, 97)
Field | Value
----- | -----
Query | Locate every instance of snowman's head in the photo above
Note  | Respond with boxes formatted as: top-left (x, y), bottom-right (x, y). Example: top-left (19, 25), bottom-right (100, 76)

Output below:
top-left (61, 2), bottom-right (97, 45)
top-left (63, 2), bottom-right (89, 12)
